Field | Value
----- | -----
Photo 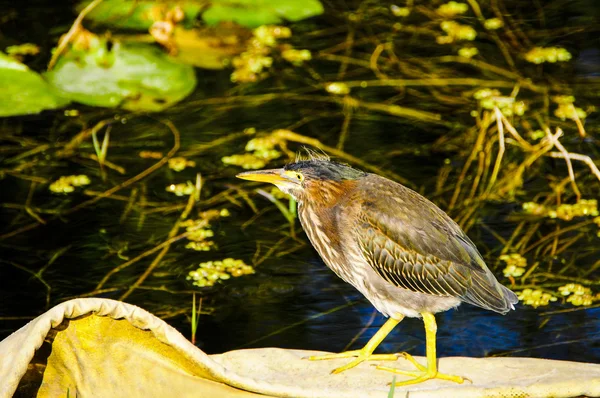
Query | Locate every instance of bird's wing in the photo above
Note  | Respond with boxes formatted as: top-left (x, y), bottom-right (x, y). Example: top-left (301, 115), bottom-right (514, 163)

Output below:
top-left (354, 175), bottom-right (516, 313)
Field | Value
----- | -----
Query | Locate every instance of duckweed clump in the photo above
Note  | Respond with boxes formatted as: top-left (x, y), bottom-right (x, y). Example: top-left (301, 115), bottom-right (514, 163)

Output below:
top-left (473, 88), bottom-right (526, 116)
top-left (523, 200), bottom-right (599, 221)
top-left (187, 258), bottom-right (255, 287)
top-left (230, 26), bottom-right (290, 82)
top-left (483, 18), bottom-right (503, 30)
top-left (180, 209), bottom-right (230, 252)
top-left (437, 21), bottom-right (477, 44)
top-left (222, 131), bottom-right (285, 169)
top-left (551, 95), bottom-right (588, 120)
top-left (168, 157), bottom-right (196, 172)
top-left (139, 150), bottom-right (164, 159)
top-left (458, 47), bottom-right (478, 58)
top-left (245, 136), bottom-right (283, 159)
top-left (524, 47), bottom-right (572, 64)
top-left (281, 49), bottom-right (312, 65)
top-left (390, 5), bottom-right (411, 17)
top-left (231, 25), bottom-right (310, 83)
top-left (517, 289), bottom-right (557, 308)
top-left (325, 82), bottom-right (351, 95)
top-left (558, 284), bottom-right (597, 306)
top-left (518, 284), bottom-right (598, 308)
top-left (166, 181), bottom-right (195, 196)
top-left (49, 175), bottom-right (91, 193)
top-left (436, 2), bottom-right (469, 18)
top-left (554, 104), bottom-right (587, 121)
top-left (500, 253), bottom-right (527, 278)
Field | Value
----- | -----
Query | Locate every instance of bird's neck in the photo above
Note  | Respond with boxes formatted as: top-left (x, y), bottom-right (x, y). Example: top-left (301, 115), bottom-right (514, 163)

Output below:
top-left (303, 180), bottom-right (355, 208)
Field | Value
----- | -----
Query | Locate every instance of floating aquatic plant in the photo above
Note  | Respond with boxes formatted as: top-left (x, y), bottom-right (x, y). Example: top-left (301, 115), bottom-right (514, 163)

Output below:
top-left (78, 0), bottom-right (202, 30)
top-left (0, 52), bottom-right (69, 116)
top-left (522, 200), bottom-right (598, 221)
top-left (436, 2), bottom-right (469, 18)
top-left (45, 32), bottom-right (197, 111)
top-left (550, 95), bottom-right (587, 121)
top-left (202, 0), bottom-right (324, 28)
top-left (325, 82), bottom-right (351, 95)
top-left (5, 43), bottom-right (40, 58)
top-left (222, 131), bottom-right (286, 169)
top-left (139, 151), bottom-right (164, 159)
top-left (281, 48), bottom-right (312, 65)
top-left (500, 253), bottom-right (527, 278)
top-left (168, 157), bottom-right (196, 172)
top-left (187, 258), bottom-right (255, 287)
top-left (524, 47), bottom-right (572, 64)
top-left (185, 241), bottom-right (215, 251)
top-left (517, 284), bottom-right (598, 309)
top-left (184, 223), bottom-right (214, 250)
top-left (554, 104), bottom-right (587, 121)
top-left (558, 284), bottom-right (597, 306)
top-left (222, 153), bottom-right (270, 169)
top-left (483, 18), bottom-right (503, 30)
top-left (472, 88), bottom-right (526, 116)
top-left (49, 175), bottom-right (91, 194)
top-left (390, 5), bottom-right (410, 17)
top-left (437, 21), bottom-right (477, 44)
top-left (253, 25), bottom-right (291, 47)
top-left (458, 47), bottom-right (478, 58)
top-left (231, 25), bottom-right (289, 83)
top-left (179, 209), bottom-right (231, 251)
top-left (166, 181), bottom-right (195, 196)
top-left (517, 289), bottom-right (557, 308)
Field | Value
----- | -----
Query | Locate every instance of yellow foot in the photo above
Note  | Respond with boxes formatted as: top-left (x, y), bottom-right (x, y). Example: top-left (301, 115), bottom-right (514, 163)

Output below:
top-left (307, 350), bottom-right (399, 374)
top-left (397, 352), bottom-right (426, 372)
top-left (377, 365), bottom-right (467, 386)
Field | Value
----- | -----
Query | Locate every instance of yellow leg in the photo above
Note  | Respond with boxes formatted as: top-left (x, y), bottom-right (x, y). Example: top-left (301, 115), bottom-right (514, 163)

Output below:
top-left (376, 312), bottom-right (466, 386)
top-left (308, 316), bottom-right (403, 374)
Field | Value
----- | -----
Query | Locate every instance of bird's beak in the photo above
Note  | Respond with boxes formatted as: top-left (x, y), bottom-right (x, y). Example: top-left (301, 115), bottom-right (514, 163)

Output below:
top-left (236, 168), bottom-right (291, 185)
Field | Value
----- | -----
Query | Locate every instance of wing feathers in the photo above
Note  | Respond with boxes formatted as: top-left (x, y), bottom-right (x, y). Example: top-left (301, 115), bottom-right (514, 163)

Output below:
top-left (355, 175), bottom-right (517, 314)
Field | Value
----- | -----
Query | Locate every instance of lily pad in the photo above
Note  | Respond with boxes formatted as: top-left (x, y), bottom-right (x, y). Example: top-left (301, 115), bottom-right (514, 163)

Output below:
top-left (203, 0), bottom-right (324, 28)
top-left (0, 53), bottom-right (70, 117)
top-left (78, 0), bottom-right (204, 30)
top-left (80, 0), bottom-right (324, 30)
top-left (45, 38), bottom-right (197, 112)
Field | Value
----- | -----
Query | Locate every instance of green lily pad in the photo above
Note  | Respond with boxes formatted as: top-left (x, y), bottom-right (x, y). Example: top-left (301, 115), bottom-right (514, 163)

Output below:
top-left (78, 0), bottom-right (204, 30)
top-left (45, 38), bottom-right (197, 112)
top-left (80, 0), bottom-right (324, 30)
top-left (203, 0), bottom-right (324, 28)
top-left (0, 53), bottom-right (70, 117)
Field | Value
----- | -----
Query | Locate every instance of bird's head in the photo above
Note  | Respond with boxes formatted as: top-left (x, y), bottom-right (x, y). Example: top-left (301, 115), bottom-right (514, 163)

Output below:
top-left (236, 159), bottom-right (367, 203)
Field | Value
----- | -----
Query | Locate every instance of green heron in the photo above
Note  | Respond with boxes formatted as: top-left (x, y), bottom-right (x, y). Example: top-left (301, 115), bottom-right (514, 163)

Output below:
top-left (237, 157), bottom-right (517, 387)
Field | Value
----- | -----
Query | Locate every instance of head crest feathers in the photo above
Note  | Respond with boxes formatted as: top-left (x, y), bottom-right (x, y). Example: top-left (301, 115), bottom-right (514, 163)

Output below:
top-left (294, 147), bottom-right (330, 163)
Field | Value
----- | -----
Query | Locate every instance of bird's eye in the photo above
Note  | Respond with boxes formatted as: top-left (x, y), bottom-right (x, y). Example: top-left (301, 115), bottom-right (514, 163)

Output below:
top-left (284, 170), bottom-right (304, 182)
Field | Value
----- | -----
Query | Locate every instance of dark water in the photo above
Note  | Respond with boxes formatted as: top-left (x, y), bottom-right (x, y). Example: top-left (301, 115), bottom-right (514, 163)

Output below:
top-left (1, 0), bottom-right (599, 366)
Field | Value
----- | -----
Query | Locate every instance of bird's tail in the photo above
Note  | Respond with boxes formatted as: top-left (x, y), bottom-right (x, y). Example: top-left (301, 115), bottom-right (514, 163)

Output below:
top-left (462, 271), bottom-right (519, 315)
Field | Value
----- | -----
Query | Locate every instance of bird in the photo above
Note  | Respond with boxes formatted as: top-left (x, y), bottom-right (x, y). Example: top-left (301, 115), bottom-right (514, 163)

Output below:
top-left (236, 154), bottom-right (518, 387)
